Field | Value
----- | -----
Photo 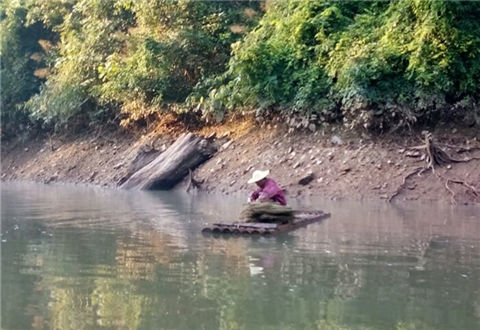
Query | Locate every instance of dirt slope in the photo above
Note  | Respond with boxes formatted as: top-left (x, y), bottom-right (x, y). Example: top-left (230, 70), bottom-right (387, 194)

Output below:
top-left (2, 119), bottom-right (479, 205)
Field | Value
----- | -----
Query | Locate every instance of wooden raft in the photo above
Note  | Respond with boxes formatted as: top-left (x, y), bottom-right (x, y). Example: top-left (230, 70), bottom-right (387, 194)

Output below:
top-left (201, 210), bottom-right (330, 235)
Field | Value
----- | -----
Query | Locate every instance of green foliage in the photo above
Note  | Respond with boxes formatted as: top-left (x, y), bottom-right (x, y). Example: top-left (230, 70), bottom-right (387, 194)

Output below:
top-left (24, 0), bottom-right (134, 131)
top-left (195, 0), bottom-right (375, 122)
top-left (0, 0), bottom-right (48, 137)
top-left (98, 0), bottom-right (261, 126)
top-left (3, 0), bottom-right (260, 130)
top-left (329, 0), bottom-right (480, 130)
top-left (2, 0), bottom-right (480, 133)
top-left (202, 0), bottom-right (480, 130)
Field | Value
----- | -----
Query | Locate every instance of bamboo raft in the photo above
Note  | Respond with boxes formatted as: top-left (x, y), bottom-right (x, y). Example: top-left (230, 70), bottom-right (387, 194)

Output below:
top-left (201, 210), bottom-right (330, 235)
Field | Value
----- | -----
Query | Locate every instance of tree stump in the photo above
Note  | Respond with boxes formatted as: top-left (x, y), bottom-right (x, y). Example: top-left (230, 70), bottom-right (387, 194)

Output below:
top-left (120, 133), bottom-right (216, 190)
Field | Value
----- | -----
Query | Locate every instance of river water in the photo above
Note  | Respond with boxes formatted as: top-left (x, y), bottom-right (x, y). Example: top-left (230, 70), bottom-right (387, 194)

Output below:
top-left (1, 182), bottom-right (479, 329)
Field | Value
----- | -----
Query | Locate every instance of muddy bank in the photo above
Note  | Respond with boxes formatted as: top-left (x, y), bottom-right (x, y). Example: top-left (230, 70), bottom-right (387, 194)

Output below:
top-left (2, 119), bottom-right (480, 205)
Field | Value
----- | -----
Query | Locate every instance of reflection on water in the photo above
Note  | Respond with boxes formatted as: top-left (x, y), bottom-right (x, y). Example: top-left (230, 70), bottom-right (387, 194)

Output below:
top-left (1, 182), bottom-right (479, 329)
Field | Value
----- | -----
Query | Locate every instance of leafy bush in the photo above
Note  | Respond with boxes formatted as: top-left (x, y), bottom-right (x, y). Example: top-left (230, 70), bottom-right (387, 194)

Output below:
top-left (23, 0), bottom-right (134, 130)
top-left (0, 1), bottom-right (47, 137)
top-left (3, 0), bottom-right (479, 134)
top-left (194, 0), bottom-right (372, 122)
top-left (201, 0), bottom-right (480, 131)
top-left (99, 0), bottom-right (261, 126)
top-left (330, 0), bottom-right (480, 130)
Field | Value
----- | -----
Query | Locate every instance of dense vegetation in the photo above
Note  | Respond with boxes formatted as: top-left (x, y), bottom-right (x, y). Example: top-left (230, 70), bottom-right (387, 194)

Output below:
top-left (2, 0), bottom-right (480, 138)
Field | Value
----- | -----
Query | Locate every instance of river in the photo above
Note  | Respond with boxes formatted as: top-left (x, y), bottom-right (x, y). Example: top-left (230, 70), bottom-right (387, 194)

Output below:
top-left (1, 182), bottom-right (479, 329)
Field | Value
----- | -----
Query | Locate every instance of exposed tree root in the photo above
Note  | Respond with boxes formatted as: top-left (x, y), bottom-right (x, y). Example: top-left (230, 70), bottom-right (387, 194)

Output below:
top-left (442, 175), bottom-right (478, 205)
top-left (388, 167), bottom-right (424, 203)
top-left (389, 133), bottom-right (479, 204)
top-left (421, 133), bottom-right (479, 170)
top-left (439, 143), bottom-right (480, 154)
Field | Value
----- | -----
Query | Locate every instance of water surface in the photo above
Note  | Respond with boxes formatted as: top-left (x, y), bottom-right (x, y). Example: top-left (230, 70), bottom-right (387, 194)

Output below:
top-left (1, 182), bottom-right (479, 329)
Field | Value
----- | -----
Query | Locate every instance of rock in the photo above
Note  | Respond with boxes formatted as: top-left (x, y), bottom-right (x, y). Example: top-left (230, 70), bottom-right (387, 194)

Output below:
top-left (405, 150), bottom-right (421, 157)
top-left (331, 135), bottom-right (343, 145)
top-left (398, 148), bottom-right (406, 154)
top-left (340, 167), bottom-right (351, 175)
top-left (113, 162), bottom-right (124, 170)
top-left (298, 172), bottom-right (314, 185)
top-left (44, 175), bottom-right (58, 184)
top-left (407, 183), bottom-right (417, 190)
top-left (243, 165), bottom-right (253, 174)
top-left (230, 180), bottom-right (236, 186)
top-left (301, 118), bottom-right (309, 128)
top-left (24, 148), bottom-right (29, 152)
top-left (447, 164), bottom-right (452, 169)
top-left (308, 123), bottom-right (316, 132)
top-left (220, 140), bottom-right (233, 151)
top-left (293, 161), bottom-right (302, 169)
top-left (88, 171), bottom-right (98, 181)
top-left (216, 158), bottom-right (223, 165)
top-left (288, 146), bottom-right (293, 153)
top-left (316, 177), bottom-right (323, 183)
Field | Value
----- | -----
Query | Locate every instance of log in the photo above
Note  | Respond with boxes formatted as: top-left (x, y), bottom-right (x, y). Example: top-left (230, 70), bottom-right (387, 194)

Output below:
top-left (121, 133), bottom-right (216, 190)
top-left (116, 147), bottom-right (161, 186)
top-left (126, 147), bottom-right (162, 178)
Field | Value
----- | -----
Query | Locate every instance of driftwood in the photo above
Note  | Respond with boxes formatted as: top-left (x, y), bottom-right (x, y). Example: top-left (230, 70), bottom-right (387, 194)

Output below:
top-left (116, 147), bottom-right (162, 186)
top-left (121, 133), bottom-right (216, 190)
top-left (127, 147), bottom-right (162, 178)
top-left (186, 169), bottom-right (204, 192)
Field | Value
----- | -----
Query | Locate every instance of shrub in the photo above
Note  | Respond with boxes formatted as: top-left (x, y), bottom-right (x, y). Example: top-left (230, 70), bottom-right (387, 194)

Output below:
top-left (200, 0), bottom-right (480, 131)
top-left (0, 1), bottom-right (47, 137)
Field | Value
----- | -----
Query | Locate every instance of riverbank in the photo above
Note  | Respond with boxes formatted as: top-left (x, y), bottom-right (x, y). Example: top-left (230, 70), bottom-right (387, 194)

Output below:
top-left (2, 116), bottom-right (480, 205)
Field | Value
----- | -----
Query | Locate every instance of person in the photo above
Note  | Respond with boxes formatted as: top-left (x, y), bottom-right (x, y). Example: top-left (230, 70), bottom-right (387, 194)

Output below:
top-left (248, 170), bottom-right (287, 206)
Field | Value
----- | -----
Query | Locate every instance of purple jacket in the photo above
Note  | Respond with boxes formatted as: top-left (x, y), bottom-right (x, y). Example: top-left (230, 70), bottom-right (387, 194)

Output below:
top-left (250, 178), bottom-right (287, 206)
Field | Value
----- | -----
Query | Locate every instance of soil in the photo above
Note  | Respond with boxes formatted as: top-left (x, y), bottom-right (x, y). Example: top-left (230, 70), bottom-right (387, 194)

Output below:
top-left (2, 116), bottom-right (480, 205)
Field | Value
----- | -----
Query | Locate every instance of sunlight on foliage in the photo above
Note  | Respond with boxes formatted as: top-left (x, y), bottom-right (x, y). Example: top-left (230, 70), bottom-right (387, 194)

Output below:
top-left (1, 0), bottom-right (479, 135)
